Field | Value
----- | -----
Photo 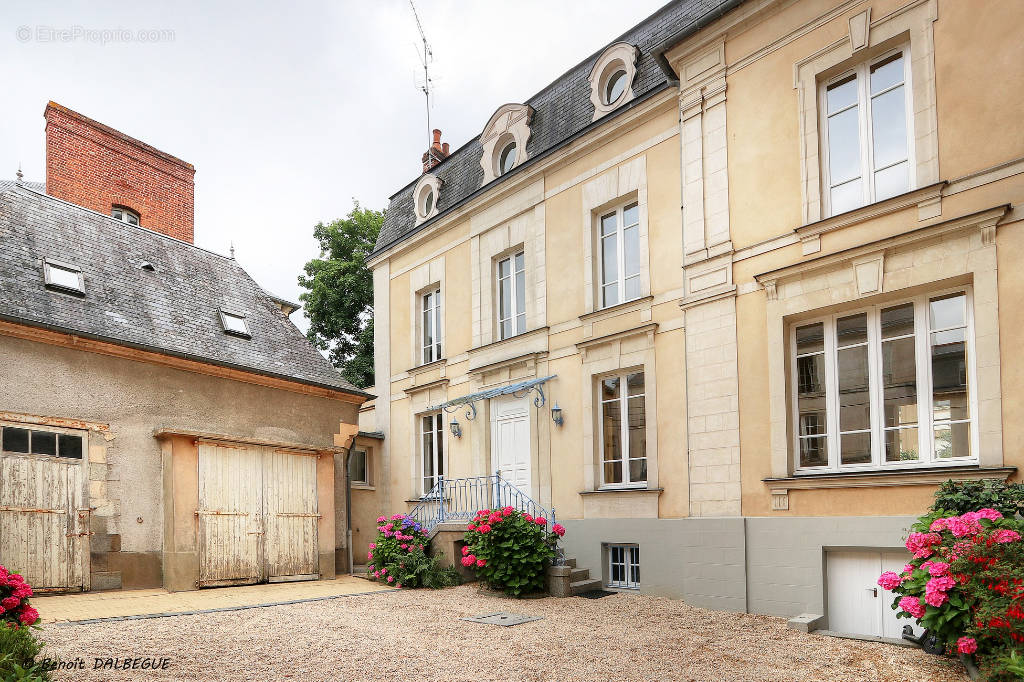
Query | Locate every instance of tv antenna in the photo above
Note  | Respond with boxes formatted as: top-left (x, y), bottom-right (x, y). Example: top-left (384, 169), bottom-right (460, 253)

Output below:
top-left (409, 0), bottom-right (433, 151)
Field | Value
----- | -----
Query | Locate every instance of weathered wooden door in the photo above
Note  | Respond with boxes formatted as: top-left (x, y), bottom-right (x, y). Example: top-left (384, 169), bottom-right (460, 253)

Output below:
top-left (197, 443), bottom-right (319, 587)
top-left (264, 450), bottom-right (319, 582)
top-left (0, 453), bottom-right (86, 591)
top-left (197, 444), bottom-right (263, 587)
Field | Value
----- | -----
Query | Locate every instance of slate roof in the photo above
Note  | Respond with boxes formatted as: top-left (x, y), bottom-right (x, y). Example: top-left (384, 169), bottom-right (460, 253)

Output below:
top-left (0, 184), bottom-right (368, 397)
top-left (375, 0), bottom-right (740, 254)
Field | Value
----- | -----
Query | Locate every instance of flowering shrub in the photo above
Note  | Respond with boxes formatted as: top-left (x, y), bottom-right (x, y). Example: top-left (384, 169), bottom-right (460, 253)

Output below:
top-left (365, 514), bottom-right (459, 589)
top-left (877, 509), bottom-right (1024, 678)
top-left (0, 565), bottom-right (39, 628)
top-left (462, 507), bottom-right (564, 597)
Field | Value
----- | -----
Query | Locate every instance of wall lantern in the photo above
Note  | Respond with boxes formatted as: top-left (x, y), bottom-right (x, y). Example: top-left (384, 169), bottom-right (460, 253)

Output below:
top-left (450, 416), bottom-right (462, 439)
top-left (551, 402), bottom-right (564, 427)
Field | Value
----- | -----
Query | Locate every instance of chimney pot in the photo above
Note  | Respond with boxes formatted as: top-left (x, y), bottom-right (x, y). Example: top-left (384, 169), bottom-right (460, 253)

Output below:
top-left (442, 142), bottom-right (450, 155)
top-left (432, 129), bottom-right (442, 145)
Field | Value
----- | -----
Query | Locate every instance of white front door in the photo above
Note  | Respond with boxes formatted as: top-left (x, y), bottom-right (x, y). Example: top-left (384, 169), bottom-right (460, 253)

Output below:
top-left (491, 396), bottom-right (531, 498)
top-left (826, 550), bottom-right (924, 639)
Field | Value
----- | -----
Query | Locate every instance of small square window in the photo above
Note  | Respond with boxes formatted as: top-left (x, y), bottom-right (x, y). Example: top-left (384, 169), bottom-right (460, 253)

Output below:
top-left (219, 309), bottom-right (251, 338)
top-left (606, 544), bottom-right (640, 590)
top-left (43, 260), bottom-right (85, 295)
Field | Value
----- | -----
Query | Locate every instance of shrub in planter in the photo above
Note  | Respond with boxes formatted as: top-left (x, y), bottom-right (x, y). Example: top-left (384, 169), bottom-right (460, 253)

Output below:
top-left (877, 509), bottom-right (1024, 670)
top-left (462, 507), bottom-right (565, 597)
top-left (365, 514), bottom-right (459, 589)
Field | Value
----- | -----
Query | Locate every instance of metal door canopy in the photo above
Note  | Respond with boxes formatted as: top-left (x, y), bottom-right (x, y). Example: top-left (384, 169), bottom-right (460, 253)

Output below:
top-left (461, 612), bottom-right (544, 627)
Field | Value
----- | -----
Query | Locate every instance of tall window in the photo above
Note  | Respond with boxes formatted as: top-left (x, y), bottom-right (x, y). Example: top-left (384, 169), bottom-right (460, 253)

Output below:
top-left (349, 449), bottom-right (369, 486)
top-left (607, 544), bottom-right (640, 590)
top-left (792, 290), bottom-right (975, 472)
top-left (421, 288), bottom-right (442, 364)
top-left (599, 201), bottom-right (640, 308)
top-left (822, 49), bottom-right (912, 216)
top-left (421, 413), bottom-right (444, 495)
top-left (600, 372), bottom-right (646, 486)
top-left (497, 251), bottom-right (525, 340)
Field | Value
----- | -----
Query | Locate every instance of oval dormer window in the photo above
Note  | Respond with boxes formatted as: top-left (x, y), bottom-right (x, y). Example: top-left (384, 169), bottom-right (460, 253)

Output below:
top-left (605, 69), bottom-right (628, 105)
top-left (413, 174), bottom-right (442, 225)
top-left (499, 141), bottom-right (517, 176)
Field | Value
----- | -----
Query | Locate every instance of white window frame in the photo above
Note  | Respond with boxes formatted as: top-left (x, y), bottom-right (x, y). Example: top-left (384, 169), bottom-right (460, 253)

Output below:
top-left (598, 200), bottom-right (641, 309)
top-left (496, 251), bottom-right (526, 340)
top-left (219, 308), bottom-right (251, 338)
top-left (790, 287), bottom-right (979, 474)
top-left (819, 45), bottom-right (915, 218)
top-left (1, 421), bottom-right (86, 461)
top-left (43, 259), bottom-right (85, 295)
top-left (599, 371), bottom-right (647, 488)
top-left (112, 206), bottom-right (140, 226)
top-left (420, 412), bottom-right (445, 496)
top-left (421, 288), bottom-right (442, 364)
top-left (607, 543), bottom-right (640, 590)
top-left (349, 448), bottom-right (370, 487)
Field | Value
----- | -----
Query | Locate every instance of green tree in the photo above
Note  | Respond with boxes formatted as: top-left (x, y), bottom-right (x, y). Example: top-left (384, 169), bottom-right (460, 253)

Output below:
top-left (299, 201), bottom-right (382, 389)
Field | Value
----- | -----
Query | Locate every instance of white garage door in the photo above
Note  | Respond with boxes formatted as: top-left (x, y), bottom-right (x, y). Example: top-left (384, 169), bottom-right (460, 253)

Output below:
top-left (827, 550), bottom-right (924, 640)
top-left (198, 443), bottom-right (319, 587)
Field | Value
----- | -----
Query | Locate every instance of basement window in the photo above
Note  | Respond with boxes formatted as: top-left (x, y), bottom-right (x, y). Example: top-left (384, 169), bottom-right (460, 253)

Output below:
top-left (112, 206), bottom-right (140, 226)
top-left (219, 309), bottom-right (251, 338)
top-left (606, 544), bottom-right (640, 590)
top-left (43, 259), bottom-right (85, 295)
top-left (1, 424), bottom-right (83, 459)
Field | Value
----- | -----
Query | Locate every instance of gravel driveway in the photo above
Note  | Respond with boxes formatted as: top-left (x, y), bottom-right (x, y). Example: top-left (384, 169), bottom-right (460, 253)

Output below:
top-left (38, 585), bottom-right (965, 681)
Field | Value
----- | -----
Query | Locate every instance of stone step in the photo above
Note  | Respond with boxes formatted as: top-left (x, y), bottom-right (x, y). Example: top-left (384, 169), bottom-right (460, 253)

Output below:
top-left (570, 567), bottom-right (590, 582)
top-left (570, 578), bottom-right (603, 596)
top-left (562, 556), bottom-right (577, 568)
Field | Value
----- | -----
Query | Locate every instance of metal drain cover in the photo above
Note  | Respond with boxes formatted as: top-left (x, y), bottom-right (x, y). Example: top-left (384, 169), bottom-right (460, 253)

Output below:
top-left (461, 612), bottom-right (543, 627)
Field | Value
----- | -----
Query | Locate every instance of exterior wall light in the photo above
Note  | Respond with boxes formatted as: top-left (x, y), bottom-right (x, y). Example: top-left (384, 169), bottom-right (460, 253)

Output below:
top-left (551, 403), bottom-right (563, 427)
top-left (450, 417), bottom-right (462, 439)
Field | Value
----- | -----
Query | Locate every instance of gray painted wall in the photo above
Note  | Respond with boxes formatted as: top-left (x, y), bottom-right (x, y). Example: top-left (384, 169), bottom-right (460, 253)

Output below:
top-left (561, 515), bottom-right (918, 619)
top-left (0, 334), bottom-right (358, 555)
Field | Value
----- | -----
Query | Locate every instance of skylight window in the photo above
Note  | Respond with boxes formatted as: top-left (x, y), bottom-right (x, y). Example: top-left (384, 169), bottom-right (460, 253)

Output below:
top-left (43, 259), bottom-right (85, 295)
top-left (219, 309), bottom-right (251, 338)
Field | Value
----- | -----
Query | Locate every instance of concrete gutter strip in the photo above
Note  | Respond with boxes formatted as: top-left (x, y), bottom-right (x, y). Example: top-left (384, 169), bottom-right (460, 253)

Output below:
top-left (50, 588), bottom-right (400, 626)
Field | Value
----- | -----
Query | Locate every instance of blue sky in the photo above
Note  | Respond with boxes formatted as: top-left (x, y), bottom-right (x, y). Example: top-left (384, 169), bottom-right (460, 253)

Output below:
top-left (1, 0), bottom-right (667, 332)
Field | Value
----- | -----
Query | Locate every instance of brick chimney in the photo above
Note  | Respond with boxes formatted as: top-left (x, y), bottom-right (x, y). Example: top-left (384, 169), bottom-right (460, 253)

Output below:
top-left (44, 102), bottom-right (196, 243)
top-left (421, 128), bottom-right (450, 172)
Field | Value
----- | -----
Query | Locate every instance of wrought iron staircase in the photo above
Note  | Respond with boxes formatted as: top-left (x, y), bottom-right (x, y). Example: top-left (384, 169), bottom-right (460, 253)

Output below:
top-left (408, 472), bottom-right (556, 535)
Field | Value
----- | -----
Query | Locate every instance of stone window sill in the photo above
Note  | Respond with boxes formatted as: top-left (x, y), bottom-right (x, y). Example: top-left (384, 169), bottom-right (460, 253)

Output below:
top-left (763, 466), bottom-right (1016, 492)
top-left (579, 487), bottom-right (663, 496)
top-left (579, 296), bottom-right (653, 324)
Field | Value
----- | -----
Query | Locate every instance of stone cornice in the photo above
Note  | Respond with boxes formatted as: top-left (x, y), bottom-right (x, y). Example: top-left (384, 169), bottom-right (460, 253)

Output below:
top-left (764, 466), bottom-right (1016, 492)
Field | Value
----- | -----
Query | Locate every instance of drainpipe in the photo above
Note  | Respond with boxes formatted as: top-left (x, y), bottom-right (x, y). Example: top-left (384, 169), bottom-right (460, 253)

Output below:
top-left (345, 448), bottom-right (354, 576)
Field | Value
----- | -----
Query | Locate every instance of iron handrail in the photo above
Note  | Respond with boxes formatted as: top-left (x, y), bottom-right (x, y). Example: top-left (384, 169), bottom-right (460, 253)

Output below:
top-left (407, 472), bottom-right (556, 535)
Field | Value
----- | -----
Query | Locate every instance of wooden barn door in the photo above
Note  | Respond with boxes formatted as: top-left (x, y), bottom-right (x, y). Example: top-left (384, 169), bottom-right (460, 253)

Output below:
top-left (0, 453), bottom-right (86, 591)
top-left (263, 450), bottom-right (320, 582)
top-left (197, 443), bottom-right (319, 587)
top-left (197, 443), bottom-right (263, 587)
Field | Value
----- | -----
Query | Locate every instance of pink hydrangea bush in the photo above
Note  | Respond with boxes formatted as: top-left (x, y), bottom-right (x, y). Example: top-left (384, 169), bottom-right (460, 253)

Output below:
top-left (0, 565), bottom-right (39, 628)
top-left (877, 508), bottom-right (1024, 668)
top-left (364, 514), bottom-right (458, 589)
top-left (462, 507), bottom-right (564, 597)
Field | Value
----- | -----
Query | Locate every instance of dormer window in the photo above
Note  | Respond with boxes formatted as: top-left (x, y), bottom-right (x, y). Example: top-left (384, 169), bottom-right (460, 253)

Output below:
top-left (112, 206), bottom-right (140, 226)
top-left (219, 309), bottom-right (251, 338)
top-left (413, 174), bottom-right (442, 225)
top-left (498, 141), bottom-right (517, 176)
top-left (589, 42), bottom-right (639, 121)
top-left (43, 259), bottom-right (85, 295)
top-left (479, 103), bottom-right (534, 185)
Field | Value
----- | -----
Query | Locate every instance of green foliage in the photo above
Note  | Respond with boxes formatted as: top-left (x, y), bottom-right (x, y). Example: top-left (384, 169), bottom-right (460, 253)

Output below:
top-left (298, 201), bottom-right (382, 388)
top-left (930, 479), bottom-right (1024, 518)
top-left (388, 547), bottom-right (461, 590)
top-left (0, 626), bottom-right (50, 682)
top-left (957, 535), bottom-right (1024, 681)
top-left (463, 508), bottom-right (560, 597)
top-left (365, 514), bottom-right (457, 589)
